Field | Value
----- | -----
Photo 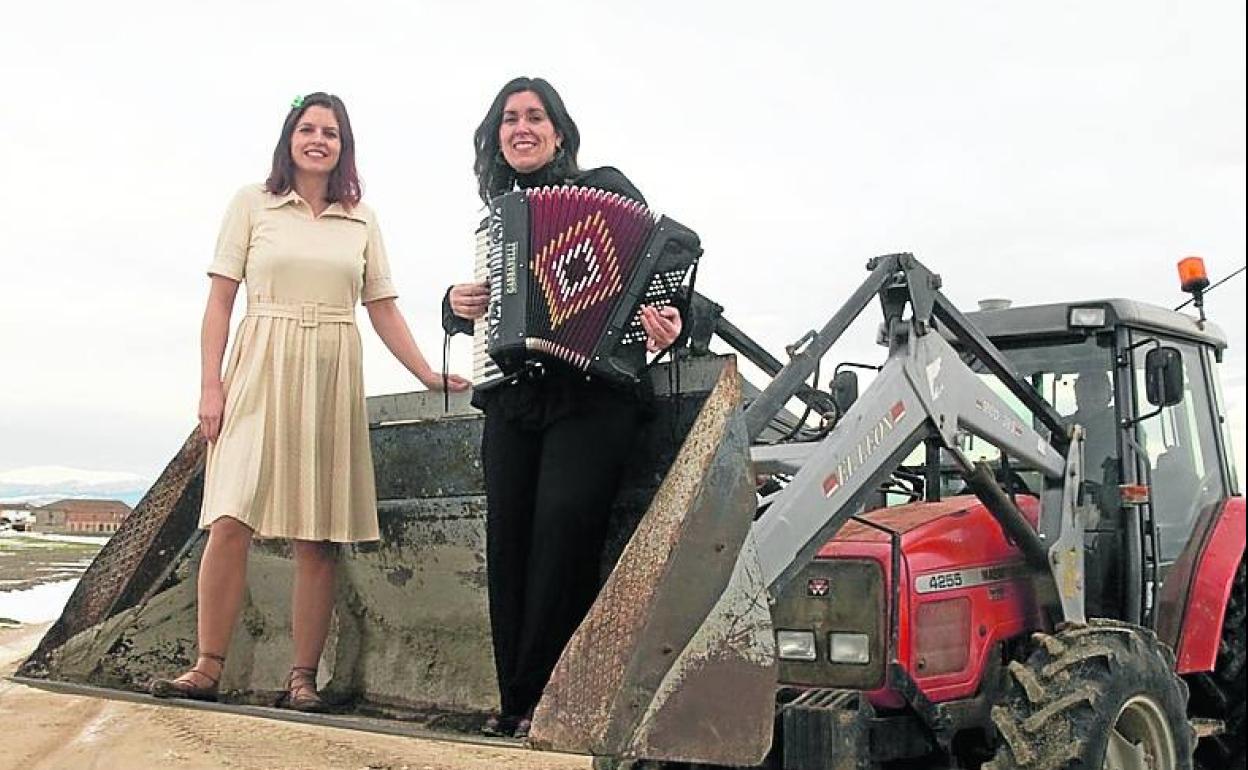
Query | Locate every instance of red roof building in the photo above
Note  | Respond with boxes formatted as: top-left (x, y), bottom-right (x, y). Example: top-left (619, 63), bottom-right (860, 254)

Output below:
top-left (34, 499), bottom-right (132, 535)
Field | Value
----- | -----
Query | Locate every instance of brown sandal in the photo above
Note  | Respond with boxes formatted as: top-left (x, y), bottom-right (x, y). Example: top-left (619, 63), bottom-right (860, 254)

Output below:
top-left (276, 666), bottom-right (327, 713)
top-left (150, 652), bottom-right (225, 702)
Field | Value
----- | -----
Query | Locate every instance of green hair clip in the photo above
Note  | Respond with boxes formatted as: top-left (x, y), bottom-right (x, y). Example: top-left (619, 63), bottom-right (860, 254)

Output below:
top-left (290, 94), bottom-right (305, 110)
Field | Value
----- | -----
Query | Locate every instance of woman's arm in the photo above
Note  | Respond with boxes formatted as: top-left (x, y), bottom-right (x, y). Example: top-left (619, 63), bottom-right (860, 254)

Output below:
top-left (368, 298), bottom-right (470, 391)
top-left (200, 275), bottom-right (239, 442)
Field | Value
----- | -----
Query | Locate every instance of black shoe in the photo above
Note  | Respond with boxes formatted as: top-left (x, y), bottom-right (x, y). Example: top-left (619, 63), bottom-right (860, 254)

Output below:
top-left (513, 717), bottom-right (532, 740)
top-left (513, 709), bottom-right (535, 740)
top-left (481, 714), bottom-right (517, 737)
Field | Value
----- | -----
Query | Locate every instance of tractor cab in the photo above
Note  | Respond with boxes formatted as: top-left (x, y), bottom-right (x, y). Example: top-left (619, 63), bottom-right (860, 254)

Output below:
top-left (946, 298), bottom-right (1237, 627)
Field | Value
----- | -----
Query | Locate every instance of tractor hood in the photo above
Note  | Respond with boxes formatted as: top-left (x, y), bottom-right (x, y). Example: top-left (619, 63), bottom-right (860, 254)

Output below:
top-left (822, 495), bottom-right (1040, 550)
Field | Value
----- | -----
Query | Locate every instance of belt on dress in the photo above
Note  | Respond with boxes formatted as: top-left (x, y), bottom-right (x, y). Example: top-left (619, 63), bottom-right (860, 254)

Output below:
top-left (246, 301), bottom-right (355, 328)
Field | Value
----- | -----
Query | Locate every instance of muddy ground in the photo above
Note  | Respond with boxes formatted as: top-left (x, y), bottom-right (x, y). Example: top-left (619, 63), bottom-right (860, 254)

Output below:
top-left (0, 533), bottom-right (101, 594)
top-left (0, 623), bottom-right (593, 770)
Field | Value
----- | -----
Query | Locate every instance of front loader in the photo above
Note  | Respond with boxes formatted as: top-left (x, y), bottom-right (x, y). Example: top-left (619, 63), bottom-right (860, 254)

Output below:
top-left (17, 253), bottom-right (1241, 770)
top-left (530, 253), bottom-right (1244, 770)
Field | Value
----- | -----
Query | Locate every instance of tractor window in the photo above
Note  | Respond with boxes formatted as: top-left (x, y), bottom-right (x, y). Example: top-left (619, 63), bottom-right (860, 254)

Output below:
top-left (953, 337), bottom-right (1119, 511)
top-left (1129, 336), bottom-right (1226, 565)
top-left (1207, 351), bottom-right (1241, 495)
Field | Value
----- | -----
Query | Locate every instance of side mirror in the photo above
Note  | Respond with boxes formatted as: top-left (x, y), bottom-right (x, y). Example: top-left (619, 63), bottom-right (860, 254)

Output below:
top-left (1145, 347), bottom-right (1184, 407)
top-left (830, 370), bottom-right (859, 414)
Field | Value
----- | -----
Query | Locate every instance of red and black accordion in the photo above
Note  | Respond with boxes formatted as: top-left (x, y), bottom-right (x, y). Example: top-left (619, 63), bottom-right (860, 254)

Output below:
top-left (472, 186), bottom-right (701, 388)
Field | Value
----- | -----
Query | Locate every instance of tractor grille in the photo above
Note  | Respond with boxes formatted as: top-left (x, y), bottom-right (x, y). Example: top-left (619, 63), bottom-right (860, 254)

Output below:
top-left (772, 558), bottom-right (886, 690)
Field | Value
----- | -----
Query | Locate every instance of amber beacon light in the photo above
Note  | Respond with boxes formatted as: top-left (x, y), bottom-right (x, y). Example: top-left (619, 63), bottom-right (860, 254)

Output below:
top-left (1177, 256), bottom-right (1210, 323)
top-left (1178, 256), bottom-right (1209, 293)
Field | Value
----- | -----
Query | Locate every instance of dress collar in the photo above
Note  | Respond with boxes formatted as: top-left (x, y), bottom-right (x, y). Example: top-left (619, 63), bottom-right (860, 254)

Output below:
top-left (263, 188), bottom-right (366, 222)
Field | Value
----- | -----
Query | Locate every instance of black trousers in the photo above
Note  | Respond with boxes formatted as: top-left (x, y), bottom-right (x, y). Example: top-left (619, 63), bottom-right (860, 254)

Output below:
top-left (482, 395), bottom-right (642, 717)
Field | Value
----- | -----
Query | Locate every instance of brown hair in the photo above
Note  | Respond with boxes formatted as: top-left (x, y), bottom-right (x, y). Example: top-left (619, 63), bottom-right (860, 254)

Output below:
top-left (265, 92), bottom-right (362, 207)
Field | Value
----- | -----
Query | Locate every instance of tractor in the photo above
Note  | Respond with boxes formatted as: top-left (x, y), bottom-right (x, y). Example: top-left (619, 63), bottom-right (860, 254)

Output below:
top-left (528, 253), bottom-right (1243, 770)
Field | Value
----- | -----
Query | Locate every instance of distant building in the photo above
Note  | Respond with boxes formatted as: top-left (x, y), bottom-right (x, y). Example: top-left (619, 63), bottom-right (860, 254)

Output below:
top-left (0, 503), bottom-right (36, 531)
top-left (33, 499), bottom-right (132, 535)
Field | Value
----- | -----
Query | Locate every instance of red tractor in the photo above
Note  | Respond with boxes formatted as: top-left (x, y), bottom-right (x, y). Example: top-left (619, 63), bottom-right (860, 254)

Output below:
top-left (767, 277), bottom-right (1245, 769)
top-left (536, 254), bottom-right (1243, 770)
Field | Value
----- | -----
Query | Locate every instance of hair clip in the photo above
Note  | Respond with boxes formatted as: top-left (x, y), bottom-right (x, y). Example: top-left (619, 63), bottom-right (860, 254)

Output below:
top-left (291, 95), bottom-right (305, 110)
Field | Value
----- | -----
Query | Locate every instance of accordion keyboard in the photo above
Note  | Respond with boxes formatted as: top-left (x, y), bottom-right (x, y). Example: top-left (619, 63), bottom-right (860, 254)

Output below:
top-left (472, 221), bottom-right (504, 389)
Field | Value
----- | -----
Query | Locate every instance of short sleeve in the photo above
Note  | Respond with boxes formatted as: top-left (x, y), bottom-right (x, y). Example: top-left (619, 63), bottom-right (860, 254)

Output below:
top-left (361, 214), bottom-right (399, 304)
top-left (207, 187), bottom-right (253, 281)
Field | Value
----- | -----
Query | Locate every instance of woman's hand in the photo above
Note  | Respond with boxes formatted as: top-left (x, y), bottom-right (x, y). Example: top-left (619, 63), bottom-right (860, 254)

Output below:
top-left (422, 372), bottom-right (473, 392)
top-left (640, 305), bottom-right (682, 353)
top-left (199, 383), bottom-right (225, 443)
top-left (449, 281), bottom-right (489, 321)
top-left (367, 298), bottom-right (474, 394)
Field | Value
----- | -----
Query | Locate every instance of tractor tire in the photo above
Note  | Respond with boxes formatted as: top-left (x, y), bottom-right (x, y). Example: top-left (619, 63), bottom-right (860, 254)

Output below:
top-left (1189, 554), bottom-right (1246, 770)
top-left (985, 619), bottom-right (1195, 770)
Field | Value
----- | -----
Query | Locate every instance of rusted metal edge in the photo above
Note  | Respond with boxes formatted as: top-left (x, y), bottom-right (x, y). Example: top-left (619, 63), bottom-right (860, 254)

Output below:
top-left (532, 356), bottom-right (775, 764)
top-left (6, 675), bottom-right (543, 752)
top-left (21, 429), bottom-right (207, 674)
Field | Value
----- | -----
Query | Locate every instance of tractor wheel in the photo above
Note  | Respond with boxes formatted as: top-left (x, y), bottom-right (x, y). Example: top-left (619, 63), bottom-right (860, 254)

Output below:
top-left (1189, 554), bottom-right (1246, 769)
top-left (985, 620), bottom-right (1195, 770)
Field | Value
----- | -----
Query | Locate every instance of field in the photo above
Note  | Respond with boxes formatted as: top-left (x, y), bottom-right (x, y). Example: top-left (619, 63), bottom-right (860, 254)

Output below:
top-left (0, 533), bottom-right (103, 625)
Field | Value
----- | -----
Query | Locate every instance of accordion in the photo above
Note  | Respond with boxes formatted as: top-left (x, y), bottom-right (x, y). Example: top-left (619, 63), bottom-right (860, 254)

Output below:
top-left (472, 186), bottom-right (701, 388)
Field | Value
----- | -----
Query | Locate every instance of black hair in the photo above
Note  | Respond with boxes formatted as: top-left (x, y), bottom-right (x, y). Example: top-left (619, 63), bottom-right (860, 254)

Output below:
top-left (473, 77), bottom-right (580, 203)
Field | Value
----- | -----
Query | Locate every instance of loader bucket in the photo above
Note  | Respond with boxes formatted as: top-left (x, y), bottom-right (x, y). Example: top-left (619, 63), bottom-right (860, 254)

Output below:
top-left (530, 357), bottom-right (777, 766)
top-left (19, 357), bottom-right (753, 737)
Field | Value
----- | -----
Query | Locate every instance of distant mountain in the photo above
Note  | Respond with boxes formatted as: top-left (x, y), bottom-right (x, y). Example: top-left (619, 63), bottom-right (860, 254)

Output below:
top-left (0, 466), bottom-right (150, 508)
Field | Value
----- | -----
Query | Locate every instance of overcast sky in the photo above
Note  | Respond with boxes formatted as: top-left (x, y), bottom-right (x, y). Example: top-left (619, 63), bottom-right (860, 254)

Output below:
top-left (1, 0), bottom-right (1243, 486)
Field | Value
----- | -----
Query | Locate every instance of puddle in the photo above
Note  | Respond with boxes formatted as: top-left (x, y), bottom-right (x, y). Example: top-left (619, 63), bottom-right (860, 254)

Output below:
top-left (0, 579), bottom-right (79, 624)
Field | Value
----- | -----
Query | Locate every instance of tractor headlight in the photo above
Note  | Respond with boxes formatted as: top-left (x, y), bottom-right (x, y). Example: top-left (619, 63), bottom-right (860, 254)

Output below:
top-left (1068, 306), bottom-right (1107, 329)
top-left (828, 632), bottom-right (871, 664)
top-left (776, 630), bottom-right (818, 661)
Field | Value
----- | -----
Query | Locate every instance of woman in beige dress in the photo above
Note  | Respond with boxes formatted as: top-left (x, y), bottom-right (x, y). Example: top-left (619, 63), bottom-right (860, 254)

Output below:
top-left (150, 92), bottom-right (470, 711)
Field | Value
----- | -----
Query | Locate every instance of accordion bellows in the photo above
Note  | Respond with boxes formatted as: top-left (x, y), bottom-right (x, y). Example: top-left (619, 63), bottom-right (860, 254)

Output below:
top-left (474, 186), bottom-right (701, 388)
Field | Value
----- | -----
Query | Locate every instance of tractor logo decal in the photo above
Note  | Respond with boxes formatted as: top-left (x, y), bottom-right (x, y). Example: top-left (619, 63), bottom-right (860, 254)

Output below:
top-left (975, 397), bottom-right (1025, 437)
top-left (822, 401), bottom-right (908, 498)
top-left (915, 562), bottom-right (1026, 594)
top-left (807, 578), bottom-right (831, 597)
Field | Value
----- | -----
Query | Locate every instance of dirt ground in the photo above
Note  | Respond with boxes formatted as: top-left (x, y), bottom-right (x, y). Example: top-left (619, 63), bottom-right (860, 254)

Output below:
top-left (0, 624), bottom-right (592, 770)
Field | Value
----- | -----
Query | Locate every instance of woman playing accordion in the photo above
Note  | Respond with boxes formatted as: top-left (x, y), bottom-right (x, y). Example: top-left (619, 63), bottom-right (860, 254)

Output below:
top-left (442, 76), bottom-right (690, 740)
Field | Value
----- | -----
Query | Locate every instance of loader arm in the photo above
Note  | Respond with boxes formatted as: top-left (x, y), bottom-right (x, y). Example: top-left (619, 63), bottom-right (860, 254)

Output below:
top-left (747, 253), bottom-right (1086, 624)
top-left (531, 254), bottom-right (1089, 766)
top-left (750, 316), bottom-right (1086, 624)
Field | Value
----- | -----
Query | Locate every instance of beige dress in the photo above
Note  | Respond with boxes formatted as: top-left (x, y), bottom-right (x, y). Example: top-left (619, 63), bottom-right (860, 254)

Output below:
top-left (200, 184), bottom-right (397, 542)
